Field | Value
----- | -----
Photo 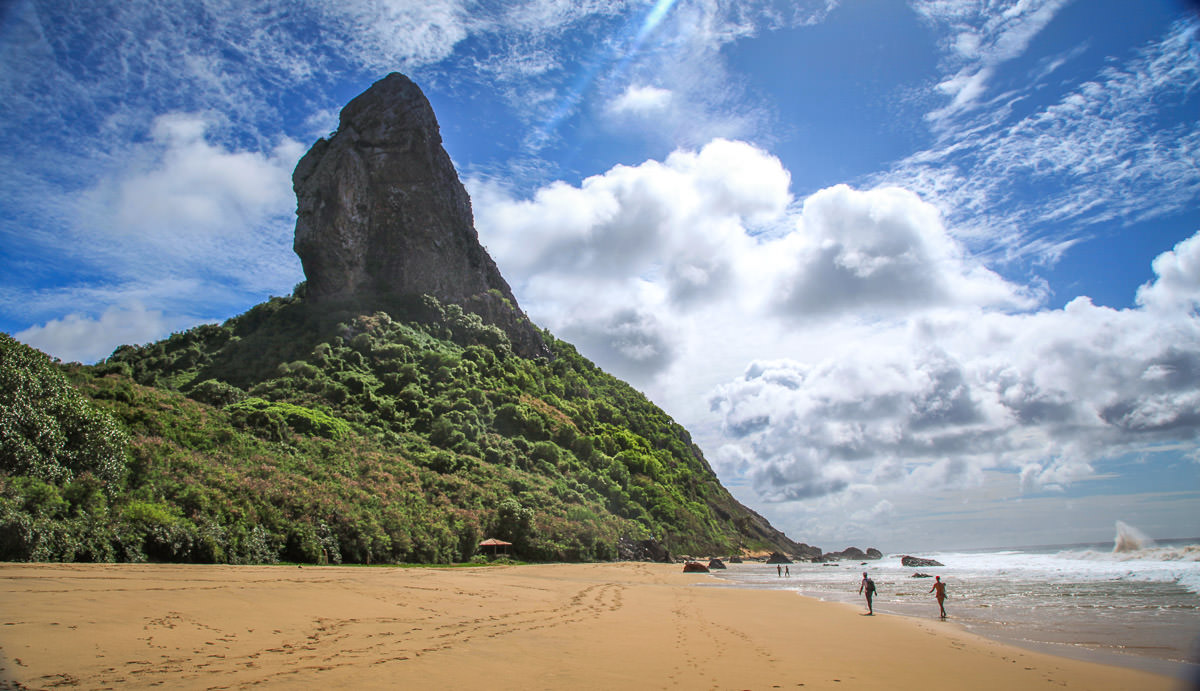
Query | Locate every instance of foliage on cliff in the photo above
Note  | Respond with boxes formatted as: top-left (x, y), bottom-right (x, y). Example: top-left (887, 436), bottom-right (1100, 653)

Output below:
top-left (0, 292), bottom-right (794, 564)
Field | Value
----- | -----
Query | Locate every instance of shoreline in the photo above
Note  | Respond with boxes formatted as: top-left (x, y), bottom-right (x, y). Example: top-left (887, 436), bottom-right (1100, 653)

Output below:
top-left (0, 562), bottom-right (1184, 689)
top-left (787, 585), bottom-right (1197, 681)
top-left (704, 559), bottom-right (1200, 683)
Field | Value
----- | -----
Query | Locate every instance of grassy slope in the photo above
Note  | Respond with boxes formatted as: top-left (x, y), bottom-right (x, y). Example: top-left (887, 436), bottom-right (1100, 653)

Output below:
top-left (1, 293), bottom-right (798, 564)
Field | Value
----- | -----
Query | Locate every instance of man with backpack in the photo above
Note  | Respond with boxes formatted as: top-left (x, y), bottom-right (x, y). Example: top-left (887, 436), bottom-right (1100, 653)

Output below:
top-left (859, 572), bottom-right (877, 615)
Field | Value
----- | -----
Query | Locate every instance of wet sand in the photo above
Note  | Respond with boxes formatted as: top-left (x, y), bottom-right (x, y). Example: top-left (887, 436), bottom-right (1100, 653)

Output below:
top-left (0, 562), bottom-right (1180, 689)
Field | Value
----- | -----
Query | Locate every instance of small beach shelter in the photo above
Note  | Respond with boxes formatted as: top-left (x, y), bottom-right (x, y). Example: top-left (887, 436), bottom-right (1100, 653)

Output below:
top-left (478, 538), bottom-right (512, 558)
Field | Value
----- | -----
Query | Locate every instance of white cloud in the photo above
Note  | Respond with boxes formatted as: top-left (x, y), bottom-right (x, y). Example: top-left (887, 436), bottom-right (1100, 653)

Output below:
top-left (474, 130), bottom-right (1200, 548)
top-left (0, 106), bottom-right (305, 362)
top-left (710, 228), bottom-right (1200, 507)
top-left (14, 304), bottom-right (190, 364)
top-left (931, 66), bottom-right (993, 116)
top-left (1136, 231), bottom-right (1200, 313)
top-left (346, 0), bottom-right (470, 65)
top-left (915, 0), bottom-right (1071, 124)
top-left (474, 138), bottom-right (791, 379)
top-left (96, 113), bottom-right (303, 242)
top-left (849, 498), bottom-right (895, 525)
top-left (609, 84), bottom-right (673, 116)
top-left (64, 112), bottom-right (306, 301)
top-left (1019, 459), bottom-right (1093, 493)
top-left (475, 137), bottom-right (791, 284)
top-left (771, 184), bottom-right (1032, 317)
top-left (475, 139), bottom-right (1042, 392)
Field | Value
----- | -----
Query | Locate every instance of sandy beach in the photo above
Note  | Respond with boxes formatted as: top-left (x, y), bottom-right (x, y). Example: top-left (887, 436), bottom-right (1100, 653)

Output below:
top-left (0, 562), bottom-right (1182, 690)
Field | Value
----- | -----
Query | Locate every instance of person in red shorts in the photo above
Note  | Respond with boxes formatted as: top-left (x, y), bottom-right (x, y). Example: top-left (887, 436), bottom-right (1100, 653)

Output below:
top-left (929, 575), bottom-right (947, 618)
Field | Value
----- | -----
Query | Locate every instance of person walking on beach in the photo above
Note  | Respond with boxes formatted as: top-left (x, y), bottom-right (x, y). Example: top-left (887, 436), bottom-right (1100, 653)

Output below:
top-left (859, 572), bottom-right (877, 615)
top-left (929, 575), bottom-right (947, 619)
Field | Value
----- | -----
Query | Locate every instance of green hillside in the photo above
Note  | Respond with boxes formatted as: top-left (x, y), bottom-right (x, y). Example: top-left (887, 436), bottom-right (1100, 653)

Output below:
top-left (1, 288), bottom-right (798, 564)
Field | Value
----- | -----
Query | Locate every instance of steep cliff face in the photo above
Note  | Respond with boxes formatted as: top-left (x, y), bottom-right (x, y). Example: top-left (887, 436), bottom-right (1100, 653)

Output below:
top-left (293, 73), bottom-right (546, 357)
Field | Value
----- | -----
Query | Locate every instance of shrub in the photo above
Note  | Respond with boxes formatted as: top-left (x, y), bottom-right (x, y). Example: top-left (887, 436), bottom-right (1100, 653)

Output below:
top-left (187, 379), bottom-right (247, 407)
top-left (227, 398), bottom-right (351, 439)
top-left (121, 500), bottom-right (195, 561)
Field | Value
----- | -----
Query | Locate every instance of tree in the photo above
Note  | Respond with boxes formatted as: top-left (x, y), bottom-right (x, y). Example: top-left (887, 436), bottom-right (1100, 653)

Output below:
top-left (495, 498), bottom-right (533, 549)
top-left (0, 334), bottom-right (127, 485)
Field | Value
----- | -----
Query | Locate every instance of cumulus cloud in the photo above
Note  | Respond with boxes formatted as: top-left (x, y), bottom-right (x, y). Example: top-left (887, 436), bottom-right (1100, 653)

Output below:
top-left (72, 112), bottom-right (305, 297)
top-left (0, 109), bottom-right (305, 362)
top-left (1136, 232), bottom-right (1200, 313)
top-left (94, 113), bottom-right (302, 243)
top-left (473, 138), bottom-right (791, 379)
top-left (710, 228), bottom-right (1200, 503)
top-left (771, 185), bottom-right (1032, 317)
top-left (14, 304), bottom-right (186, 364)
top-left (475, 138), bottom-right (1043, 395)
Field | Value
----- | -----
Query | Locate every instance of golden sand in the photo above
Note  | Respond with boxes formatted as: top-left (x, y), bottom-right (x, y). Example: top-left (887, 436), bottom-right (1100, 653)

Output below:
top-left (0, 562), bottom-right (1177, 689)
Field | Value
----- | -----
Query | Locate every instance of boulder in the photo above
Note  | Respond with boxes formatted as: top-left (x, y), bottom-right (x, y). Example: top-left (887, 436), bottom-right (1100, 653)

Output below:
top-left (818, 546), bottom-right (883, 562)
top-left (617, 537), bottom-right (671, 563)
top-left (820, 547), bottom-right (867, 561)
top-left (911, 572), bottom-right (933, 578)
top-left (707, 558), bottom-right (727, 570)
top-left (765, 551), bottom-right (793, 564)
top-left (900, 555), bottom-right (944, 567)
top-left (683, 561), bottom-right (710, 573)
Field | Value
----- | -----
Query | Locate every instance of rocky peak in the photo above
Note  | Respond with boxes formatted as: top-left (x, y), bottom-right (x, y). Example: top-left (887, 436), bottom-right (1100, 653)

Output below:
top-left (292, 73), bottom-right (546, 357)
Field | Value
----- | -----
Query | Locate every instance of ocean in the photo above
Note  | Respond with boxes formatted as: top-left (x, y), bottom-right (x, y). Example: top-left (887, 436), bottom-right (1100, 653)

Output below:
top-left (707, 526), bottom-right (1200, 681)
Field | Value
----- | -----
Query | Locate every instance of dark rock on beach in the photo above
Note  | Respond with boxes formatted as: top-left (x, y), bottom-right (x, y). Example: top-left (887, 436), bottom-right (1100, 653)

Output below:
top-left (618, 537), bottom-right (671, 563)
top-left (900, 556), bottom-right (944, 567)
top-left (817, 546), bottom-right (882, 562)
top-left (765, 551), bottom-right (793, 564)
top-left (707, 558), bottom-right (727, 569)
top-left (821, 547), bottom-right (865, 561)
top-left (683, 562), bottom-right (710, 573)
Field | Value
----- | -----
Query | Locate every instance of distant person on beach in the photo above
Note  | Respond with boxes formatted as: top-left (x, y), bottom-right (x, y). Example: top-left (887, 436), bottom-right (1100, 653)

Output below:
top-left (859, 572), bottom-right (876, 615)
top-left (929, 576), bottom-right (947, 618)
top-left (785, 565), bottom-right (790, 577)
top-left (777, 565), bottom-right (782, 577)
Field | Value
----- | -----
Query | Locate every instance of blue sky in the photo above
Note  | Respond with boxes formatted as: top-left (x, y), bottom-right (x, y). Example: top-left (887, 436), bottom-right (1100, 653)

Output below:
top-left (2, 0), bottom-right (1198, 551)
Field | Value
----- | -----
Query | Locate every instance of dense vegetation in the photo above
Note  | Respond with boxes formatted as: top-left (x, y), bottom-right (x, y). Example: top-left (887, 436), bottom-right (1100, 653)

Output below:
top-left (0, 290), bottom-right (792, 564)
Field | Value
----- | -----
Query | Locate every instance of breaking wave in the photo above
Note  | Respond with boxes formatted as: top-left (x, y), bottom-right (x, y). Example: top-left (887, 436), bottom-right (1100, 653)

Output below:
top-left (1113, 520), bottom-right (1154, 553)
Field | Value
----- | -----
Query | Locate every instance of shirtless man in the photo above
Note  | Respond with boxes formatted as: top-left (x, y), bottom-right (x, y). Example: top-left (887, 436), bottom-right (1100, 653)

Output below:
top-left (929, 575), bottom-right (947, 618)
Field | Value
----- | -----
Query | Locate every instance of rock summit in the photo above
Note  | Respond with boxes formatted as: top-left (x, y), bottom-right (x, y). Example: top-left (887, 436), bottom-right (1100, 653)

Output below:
top-left (293, 73), bottom-right (546, 357)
